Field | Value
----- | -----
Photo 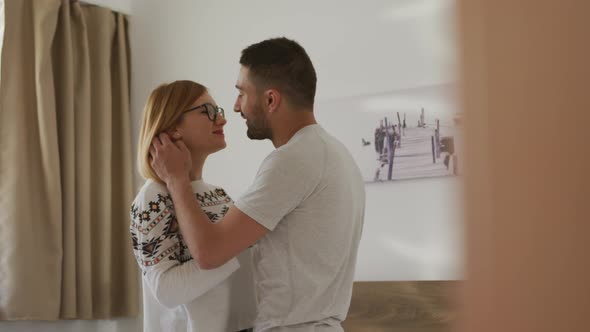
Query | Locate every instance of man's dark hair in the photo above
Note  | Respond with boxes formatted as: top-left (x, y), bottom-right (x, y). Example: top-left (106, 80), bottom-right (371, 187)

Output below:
top-left (240, 37), bottom-right (317, 110)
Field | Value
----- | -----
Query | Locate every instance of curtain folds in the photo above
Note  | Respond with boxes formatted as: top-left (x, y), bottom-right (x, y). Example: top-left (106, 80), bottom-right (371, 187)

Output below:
top-left (0, 0), bottom-right (138, 320)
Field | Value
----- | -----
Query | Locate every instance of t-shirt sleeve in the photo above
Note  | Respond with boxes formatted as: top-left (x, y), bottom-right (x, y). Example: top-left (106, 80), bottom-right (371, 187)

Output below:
top-left (234, 151), bottom-right (322, 231)
top-left (129, 184), bottom-right (239, 308)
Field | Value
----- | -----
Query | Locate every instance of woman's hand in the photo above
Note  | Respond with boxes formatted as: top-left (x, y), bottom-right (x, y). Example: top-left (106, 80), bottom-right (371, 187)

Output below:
top-left (149, 132), bottom-right (192, 185)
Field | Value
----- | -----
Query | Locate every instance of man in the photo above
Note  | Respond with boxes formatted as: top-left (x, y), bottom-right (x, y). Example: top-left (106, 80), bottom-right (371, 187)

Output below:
top-left (150, 37), bottom-right (365, 331)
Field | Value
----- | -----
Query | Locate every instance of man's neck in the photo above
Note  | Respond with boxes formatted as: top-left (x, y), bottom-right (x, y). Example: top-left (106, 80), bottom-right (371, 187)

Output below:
top-left (271, 115), bottom-right (317, 148)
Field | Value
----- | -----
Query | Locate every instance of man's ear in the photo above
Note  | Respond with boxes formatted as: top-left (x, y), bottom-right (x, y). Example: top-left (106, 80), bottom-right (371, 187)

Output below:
top-left (265, 89), bottom-right (281, 113)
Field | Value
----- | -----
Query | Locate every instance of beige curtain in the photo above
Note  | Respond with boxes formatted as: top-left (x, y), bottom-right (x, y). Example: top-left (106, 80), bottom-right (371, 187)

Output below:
top-left (0, 0), bottom-right (138, 320)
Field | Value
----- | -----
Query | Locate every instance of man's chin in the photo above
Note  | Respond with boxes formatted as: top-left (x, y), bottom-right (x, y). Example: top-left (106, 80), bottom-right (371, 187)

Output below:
top-left (246, 128), bottom-right (268, 140)
top-left (246, 129), bottom-right (269, 141)
top-left (247, 134), bottom-right (266, 141)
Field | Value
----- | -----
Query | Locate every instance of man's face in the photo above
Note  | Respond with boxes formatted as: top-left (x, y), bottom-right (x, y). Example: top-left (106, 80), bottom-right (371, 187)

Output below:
top-left (234, 67), bottom-right (272, 140)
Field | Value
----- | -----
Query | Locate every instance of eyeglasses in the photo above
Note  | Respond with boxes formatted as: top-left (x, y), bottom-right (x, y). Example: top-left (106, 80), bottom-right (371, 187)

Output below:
top-left (184, 103), bottom-right (225, 122)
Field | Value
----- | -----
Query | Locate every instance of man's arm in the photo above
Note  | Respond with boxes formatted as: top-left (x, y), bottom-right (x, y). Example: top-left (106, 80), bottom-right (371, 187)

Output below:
top-left (150, 133), bottom-right (268, 269)
top-left (130, 185), bottom-right (241, 307)
top-left (166, 178), bottom-right (268, 269)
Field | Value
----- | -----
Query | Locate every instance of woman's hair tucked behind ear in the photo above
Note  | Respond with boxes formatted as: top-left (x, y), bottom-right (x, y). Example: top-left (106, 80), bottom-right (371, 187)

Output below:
top-left (137, 80), bottom-right (207, 183)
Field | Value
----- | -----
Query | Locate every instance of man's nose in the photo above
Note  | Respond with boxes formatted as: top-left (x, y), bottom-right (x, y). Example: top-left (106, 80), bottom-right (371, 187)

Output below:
top-left (233, 98), bottom-right (241, 113)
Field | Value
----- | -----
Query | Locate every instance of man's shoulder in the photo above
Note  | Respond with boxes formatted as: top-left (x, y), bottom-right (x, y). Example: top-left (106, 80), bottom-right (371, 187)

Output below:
top-left (262, 144), bottom-right (323, 179)
top-left (272, 129), bottom-right (328, 163)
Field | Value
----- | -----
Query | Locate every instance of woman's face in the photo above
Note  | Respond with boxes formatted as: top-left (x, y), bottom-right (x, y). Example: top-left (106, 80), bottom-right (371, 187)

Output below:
top-left (173, 92), bottom-right (227, 156)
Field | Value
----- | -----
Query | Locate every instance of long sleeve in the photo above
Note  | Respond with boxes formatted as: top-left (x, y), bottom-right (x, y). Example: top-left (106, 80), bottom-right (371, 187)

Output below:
top-left (130, 183), bottom-right (239, 308)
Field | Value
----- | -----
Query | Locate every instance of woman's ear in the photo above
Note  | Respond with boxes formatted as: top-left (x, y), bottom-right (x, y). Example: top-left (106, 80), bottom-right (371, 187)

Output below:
top-left (167, 128), bottom-right (182, 141)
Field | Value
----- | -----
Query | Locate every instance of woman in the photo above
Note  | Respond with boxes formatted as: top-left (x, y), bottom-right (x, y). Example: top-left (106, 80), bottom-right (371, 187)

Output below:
top-left (130, 80), bottom-right (256, 332)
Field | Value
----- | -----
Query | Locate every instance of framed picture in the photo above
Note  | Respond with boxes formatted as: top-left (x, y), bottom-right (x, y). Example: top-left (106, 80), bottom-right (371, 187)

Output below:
top-left (316, 83), bottom-right (462, 183)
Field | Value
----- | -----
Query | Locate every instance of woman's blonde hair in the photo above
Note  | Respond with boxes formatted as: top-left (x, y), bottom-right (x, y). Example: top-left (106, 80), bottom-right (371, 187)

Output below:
top-left (137, 80), bottom-right (207, 183)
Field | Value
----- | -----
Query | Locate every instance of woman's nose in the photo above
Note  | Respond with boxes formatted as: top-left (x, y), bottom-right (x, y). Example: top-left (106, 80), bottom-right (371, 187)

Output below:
top-left (216, 113), bottom-right (227, 126)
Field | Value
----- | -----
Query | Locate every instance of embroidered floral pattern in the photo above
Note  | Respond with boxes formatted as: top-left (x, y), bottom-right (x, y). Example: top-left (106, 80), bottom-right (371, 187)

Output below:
top-left (129, 185), bottom-right (232, 272)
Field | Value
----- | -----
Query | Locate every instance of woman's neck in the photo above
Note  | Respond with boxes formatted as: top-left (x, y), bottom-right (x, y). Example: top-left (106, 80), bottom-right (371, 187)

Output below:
top-left (189, 153), bottom-right (207, 181)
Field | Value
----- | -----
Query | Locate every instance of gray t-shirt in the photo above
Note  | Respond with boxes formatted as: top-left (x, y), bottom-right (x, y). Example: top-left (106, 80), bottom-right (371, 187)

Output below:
top-left (235, 124), bottom-right (365, 332)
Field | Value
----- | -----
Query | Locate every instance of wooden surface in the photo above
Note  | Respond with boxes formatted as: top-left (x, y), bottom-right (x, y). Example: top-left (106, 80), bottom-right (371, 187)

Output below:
top-left (342, 281), bottom-right (458, 332)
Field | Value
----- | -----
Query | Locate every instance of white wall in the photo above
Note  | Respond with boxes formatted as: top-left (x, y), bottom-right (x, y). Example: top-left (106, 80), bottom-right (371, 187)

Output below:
top-left (130, 0), bottom-right (462, 282)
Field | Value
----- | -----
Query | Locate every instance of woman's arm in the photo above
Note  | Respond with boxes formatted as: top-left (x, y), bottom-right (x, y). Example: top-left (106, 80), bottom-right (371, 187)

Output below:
top-left (140, 255), bottom-right (239, 308)
top-left (129, 186), bottom-right (239, 308)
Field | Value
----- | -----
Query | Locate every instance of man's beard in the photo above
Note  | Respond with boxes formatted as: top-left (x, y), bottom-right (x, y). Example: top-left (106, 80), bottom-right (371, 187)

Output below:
top-left (246, 103), bottom-right (272, 140)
